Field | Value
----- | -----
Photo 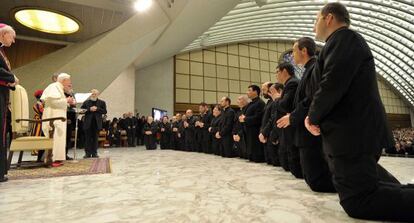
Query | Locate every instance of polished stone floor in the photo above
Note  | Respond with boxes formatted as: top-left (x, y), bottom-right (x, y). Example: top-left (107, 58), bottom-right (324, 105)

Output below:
top-left (1, 147), bottom-right (413, 223)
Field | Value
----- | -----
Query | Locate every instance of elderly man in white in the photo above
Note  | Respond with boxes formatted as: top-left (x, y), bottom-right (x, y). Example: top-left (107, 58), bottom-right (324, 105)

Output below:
top-left (41, 73), bottom-right (75, 167)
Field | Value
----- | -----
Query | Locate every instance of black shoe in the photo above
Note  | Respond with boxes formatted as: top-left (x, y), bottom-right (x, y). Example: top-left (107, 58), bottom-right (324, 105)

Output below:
top-left (92, 154), bottom-right (99, 158)
top-left (83, 154), bottom-right (91, 159)
top-left (0, 177), bottom-right (8, 182)
top-left (66, 156), bottom-right (73, 160)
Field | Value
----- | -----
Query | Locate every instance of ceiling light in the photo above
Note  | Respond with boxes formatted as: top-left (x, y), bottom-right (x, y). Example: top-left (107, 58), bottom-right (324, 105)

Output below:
top-left (14, 8), bottom-right (79, 34)
top-left (134, 0), bottom-right (153, 12)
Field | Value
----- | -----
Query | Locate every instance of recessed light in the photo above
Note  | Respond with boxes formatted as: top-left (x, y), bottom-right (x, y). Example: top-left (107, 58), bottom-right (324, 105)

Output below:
top-left (14, 8), bottom-right (80, 34)
top-left (134, 0), bottom-right (153, 12)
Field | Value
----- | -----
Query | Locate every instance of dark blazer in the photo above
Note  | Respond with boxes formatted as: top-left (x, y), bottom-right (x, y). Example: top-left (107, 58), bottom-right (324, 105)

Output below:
top-left (308, 27), bottom-right (394, 156)
top-left (244, 97), bottom-right (265, 128)
top-left (289, 57), bottom-right (318, 147)
top-left (219, 107), bottom-right (235, 137)
top-left (261, 99), bottom-right (281, 143)
top-left (277, 76), bottom-right (299, 146)
top-left (81, 99), bottom-right (107, 131)
top-left (260, 98), bottom-right (273, 131)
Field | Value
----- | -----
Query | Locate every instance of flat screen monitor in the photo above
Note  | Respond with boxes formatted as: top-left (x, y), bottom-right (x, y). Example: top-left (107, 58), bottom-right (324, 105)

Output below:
top-left (152, 108), bottom-right (167, 121)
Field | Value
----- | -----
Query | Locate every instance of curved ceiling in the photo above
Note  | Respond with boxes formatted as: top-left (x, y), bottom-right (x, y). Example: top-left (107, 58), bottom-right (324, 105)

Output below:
top-left (183, 0), bottom-right (414, 107)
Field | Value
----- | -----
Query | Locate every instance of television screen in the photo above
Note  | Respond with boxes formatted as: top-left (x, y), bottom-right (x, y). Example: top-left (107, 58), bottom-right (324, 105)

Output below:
top-left (152, 108), bottom-right (168, 121)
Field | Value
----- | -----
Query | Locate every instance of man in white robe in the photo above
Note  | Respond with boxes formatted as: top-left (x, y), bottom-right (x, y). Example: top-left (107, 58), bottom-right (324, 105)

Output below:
top-left (41, 73), bottom-right (74, 166)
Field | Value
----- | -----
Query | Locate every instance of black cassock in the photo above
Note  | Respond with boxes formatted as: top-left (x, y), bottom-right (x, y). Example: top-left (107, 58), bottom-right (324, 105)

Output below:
top-left (289, 57), bottom-right (335, 192)
top-left (177, 120), bottom-right (186, 151)
top-left (210, 115), bottom-right (223, 156)
top-left (243, 97), bottom-right (265, 162)
top-left (219, 107), bottom-right (235, 158)
top-left (170, 121), bottom-right (180, 150)
top-left (159, 121), bottom-right (172, 150)
top-left (198, 111), bottom-right (213, 154)
top-left (143, 122), bottom-right (158, 150)
top-left (232, 107), bottom-right (247, 159)
top-left (192, 115), bottom-right (202, 152)
top-left (260, 98), bottom-right (274, 165)
top-left (277, 76), bottom-right (303, 178)
top-left (308, 27), bottom-right (414, 221)
top-left (183, 116), bottom-right (196, 152)
top-left (261, 99), bottom-right (282, 167)
top-left (0, 47), bottom-right (15, 179)
top-left (125, 117), bottom-right (135, 147)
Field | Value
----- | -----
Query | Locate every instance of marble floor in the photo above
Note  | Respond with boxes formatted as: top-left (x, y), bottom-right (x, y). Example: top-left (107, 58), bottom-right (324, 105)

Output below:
top-left (0, 147), bottom-right (413, 223)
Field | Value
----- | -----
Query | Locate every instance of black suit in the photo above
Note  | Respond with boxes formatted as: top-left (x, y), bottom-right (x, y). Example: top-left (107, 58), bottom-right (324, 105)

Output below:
top-left (183, 116), bottom-right (196, 151)
top-left (289, 57), bottom-right (335, 192)
top-left (81, 99), bottom-right (107, 157)
top-left (159, 121), bottom-right (172, 149)
top-left (308, 27), bottom-right (414, 221)
top-left (219, 107), bottom-right (235, 158)
top-left (65, 93), bottom-right (76, 157)
top-left (171, 121), bottom-right (180, 150)
top-left (261, 98), bottom-right (276, 165)
top-left (233, 108), bottom-right (248, 159)
top-left (244, 97), bottom-right (265, 162)
top-left (198, 111), bottom-right (213, 154)
top-left (261, 99), bottom-right (282, 167)
top-left (210, 115), bottom-right (223, 156)
top-left (277, 77), bottom-right (303, 178)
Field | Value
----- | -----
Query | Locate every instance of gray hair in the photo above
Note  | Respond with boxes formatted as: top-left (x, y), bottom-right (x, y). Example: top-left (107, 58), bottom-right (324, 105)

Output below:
top-left (238, 95), bottom-right (251, 103)
top-left (57, 73), bottom-right (71, 82)
top-left (0, 25), bottom-right (15, 36)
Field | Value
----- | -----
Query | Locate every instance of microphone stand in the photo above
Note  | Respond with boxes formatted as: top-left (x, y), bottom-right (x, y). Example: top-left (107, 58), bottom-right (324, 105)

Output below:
top-left (69, 107), bottom-right (85, 163)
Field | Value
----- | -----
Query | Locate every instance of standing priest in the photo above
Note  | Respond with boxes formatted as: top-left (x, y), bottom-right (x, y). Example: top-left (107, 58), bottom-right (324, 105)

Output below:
top-left (239, 85), bottom-right (265, 162)
top-left (81, 89), bottom-right (107, 158)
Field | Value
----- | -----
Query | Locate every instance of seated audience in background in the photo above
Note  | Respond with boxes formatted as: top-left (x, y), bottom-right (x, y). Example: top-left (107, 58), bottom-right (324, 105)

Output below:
top-left (108, 118), bottom-right (121, 147)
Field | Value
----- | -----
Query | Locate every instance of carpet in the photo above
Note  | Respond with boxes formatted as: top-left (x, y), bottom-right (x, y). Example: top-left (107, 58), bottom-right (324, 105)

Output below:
top-left (7, 158), bottom-right (112, 180)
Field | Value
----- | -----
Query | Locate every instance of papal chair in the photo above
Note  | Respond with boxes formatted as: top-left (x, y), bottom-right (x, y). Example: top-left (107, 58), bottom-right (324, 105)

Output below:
top-left (7, 85), bottom-right (65, 169)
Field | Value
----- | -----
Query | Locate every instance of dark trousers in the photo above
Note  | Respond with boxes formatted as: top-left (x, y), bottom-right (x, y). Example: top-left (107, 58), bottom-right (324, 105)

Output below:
top-left (264, 142), bottom-right (280, 166)
top-left (127, 129), bottom-right (135, 147)
top-left (135, 131), bottom-right (142, 145)
top-left (299, 142), bottom-right (336, 193)
top-left (0, 93), bottom-right (8, 178)
top-left (85, 126), bottom-right (99, 156)
top-left (0, 146), bottom-right (6, 178)
top-left (220, 135), bottom-right (235, 158)
top-left (66, 123), bottom-right (74, 156)
top-left (278, 144), bottom-right (289, 171)
top-left (327, 153), bottom-right (414, 221)
top-left (287, 144), bottom-right (303, 179)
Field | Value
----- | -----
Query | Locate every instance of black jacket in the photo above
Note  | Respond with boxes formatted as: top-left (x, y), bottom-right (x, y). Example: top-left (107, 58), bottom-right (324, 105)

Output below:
top-left (260, 98), bottom-right (273, 131)
top-left (81, 99), bottom-right (107, 131)
top-left (289, 57), bottom-right (319, 147)
top-left (277, 77), bottom-right (300, 146)
top-left (244, 97), bottom-right (265, 128)
top-left (219, 107), bottom-right (235, 137)
top-left (308, 27), bottom-right (394, 156)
